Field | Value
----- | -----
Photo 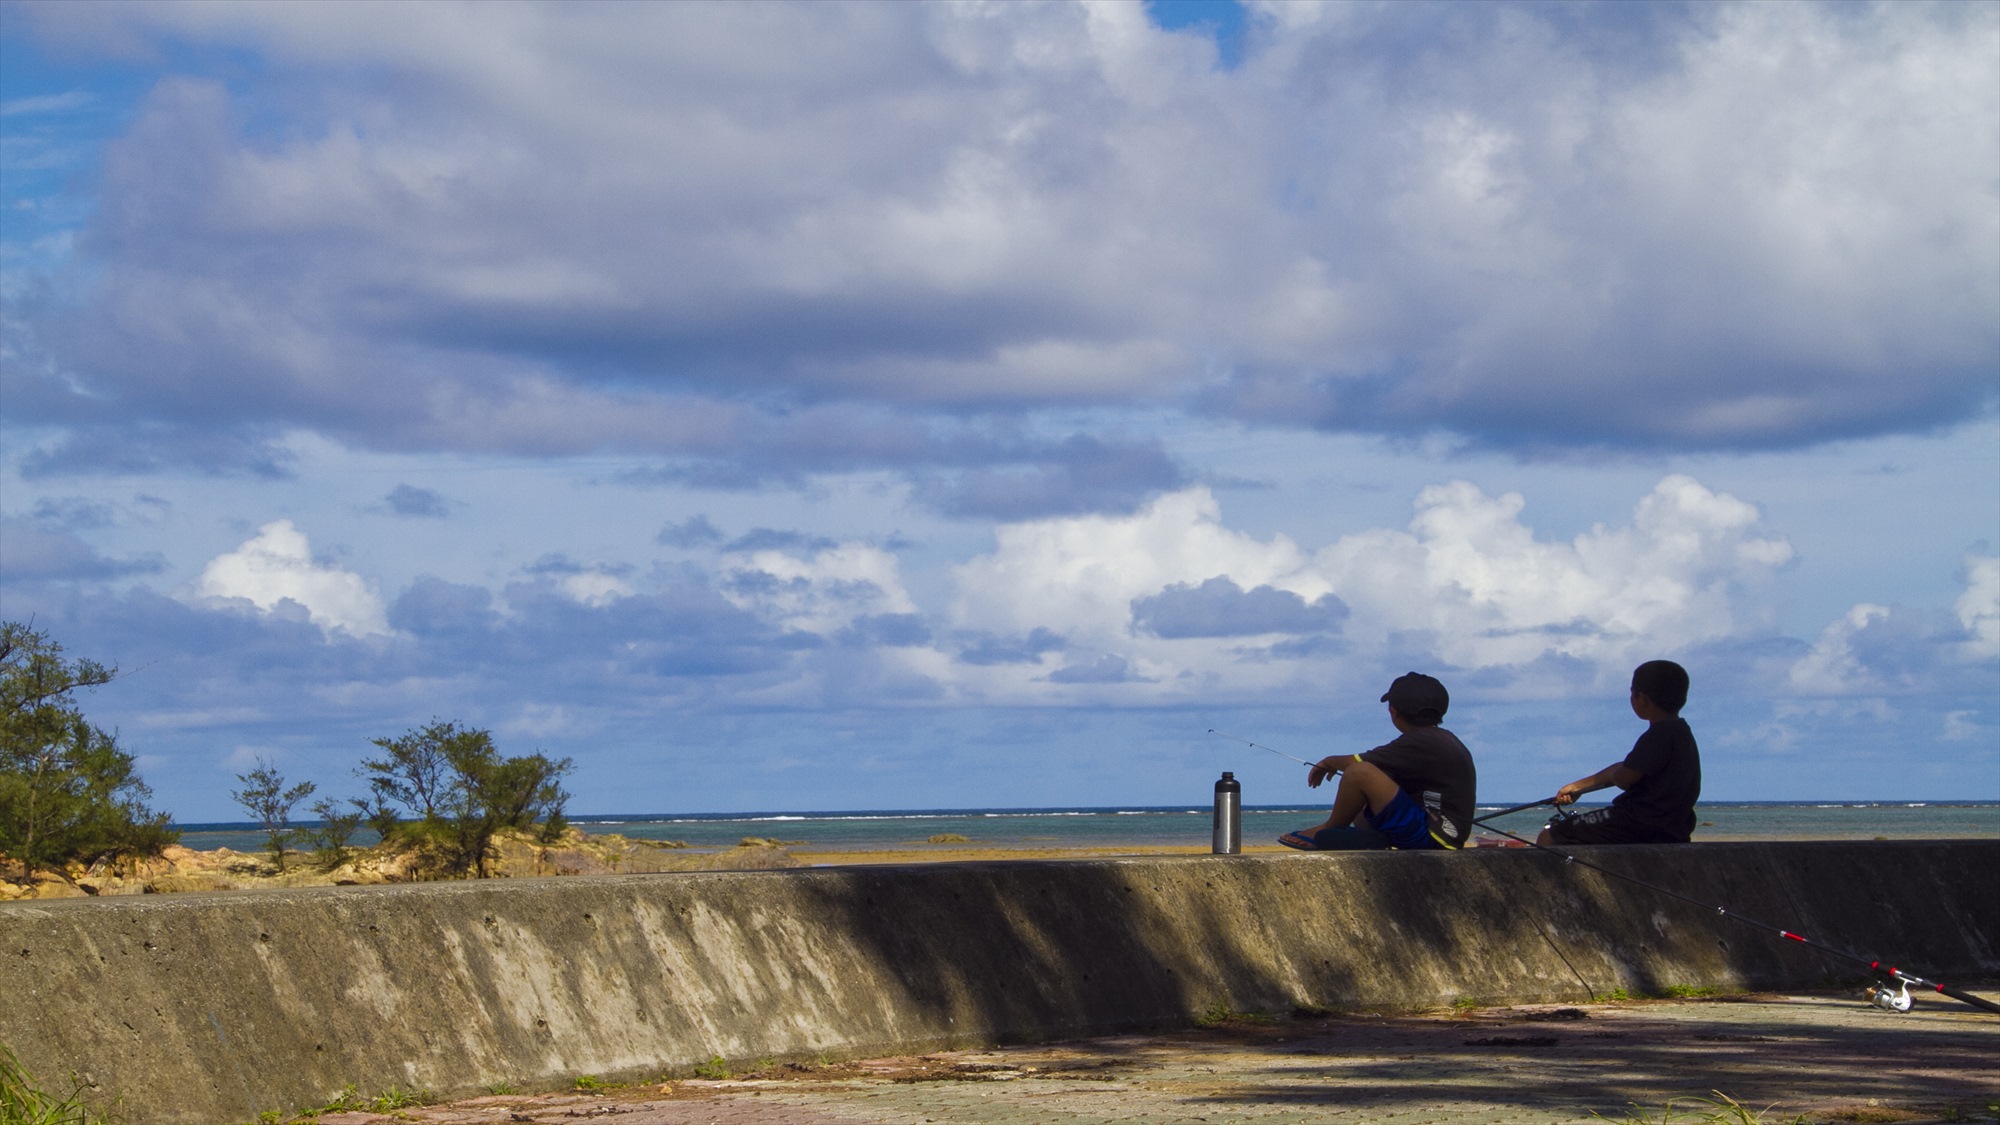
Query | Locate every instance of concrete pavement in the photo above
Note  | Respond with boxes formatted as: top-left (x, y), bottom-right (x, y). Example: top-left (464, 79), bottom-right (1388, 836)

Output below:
top-left (305, 990), bottom-right (2000, 1125)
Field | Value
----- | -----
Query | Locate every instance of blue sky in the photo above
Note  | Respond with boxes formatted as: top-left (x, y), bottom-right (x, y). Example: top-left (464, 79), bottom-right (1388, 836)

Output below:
top-left (1, 0), bottom-right (1994, 821)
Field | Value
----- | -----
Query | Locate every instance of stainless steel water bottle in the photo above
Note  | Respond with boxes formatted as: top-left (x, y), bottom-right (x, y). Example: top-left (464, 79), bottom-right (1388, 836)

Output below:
top-left (1212, 771), bottom-right (1241, 854)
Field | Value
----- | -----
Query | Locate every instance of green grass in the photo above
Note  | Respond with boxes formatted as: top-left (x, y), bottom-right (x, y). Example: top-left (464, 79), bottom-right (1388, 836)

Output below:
top-left (1451, 996), bottom-right (1481, 1011)
top-left (1658, 985), bottom-right (1724, 999)
top-left (691, 1056), bottom-right (732, 1080)
top-left (1193, 1000), bottom-right (1274, 1027)
top-left (572, 1075), bottom-right (616, 1092)
top-left (486, 1082), bottom-right (519, 1096)
top-left (0, 1047), bottom-right (111, 1125)
top-left (368, 1087), bottom-right (431, 1112)
top-left (1595, 987), bottom-right (1635, 1002)
top-left (312, 1085), bottom-right (364, 1114)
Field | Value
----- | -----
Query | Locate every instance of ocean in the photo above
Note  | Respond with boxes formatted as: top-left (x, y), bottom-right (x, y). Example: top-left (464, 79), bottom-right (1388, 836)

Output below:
top-left (172, 801), bottom-right (1998, 854)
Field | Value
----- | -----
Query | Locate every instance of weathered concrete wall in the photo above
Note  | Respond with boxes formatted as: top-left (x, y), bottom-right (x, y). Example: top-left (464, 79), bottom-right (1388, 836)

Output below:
top-left (3, 841), bottom-right (1994, 1124)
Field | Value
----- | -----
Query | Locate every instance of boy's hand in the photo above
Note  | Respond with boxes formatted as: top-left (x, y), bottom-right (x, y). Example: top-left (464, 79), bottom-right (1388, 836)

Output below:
top-left (1553, 781), bottom-right (1588, 806)
top-left (1308, 755), bottom-right (1346, 788)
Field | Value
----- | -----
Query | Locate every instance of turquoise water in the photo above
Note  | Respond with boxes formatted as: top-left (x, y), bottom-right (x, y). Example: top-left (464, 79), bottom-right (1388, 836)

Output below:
top-left (173, 801), bottom-right (1997, 854)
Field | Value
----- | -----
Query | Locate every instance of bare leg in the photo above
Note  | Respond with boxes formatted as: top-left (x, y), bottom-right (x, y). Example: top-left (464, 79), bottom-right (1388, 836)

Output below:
top-left (1297, 761), bottom-right (1406, 835)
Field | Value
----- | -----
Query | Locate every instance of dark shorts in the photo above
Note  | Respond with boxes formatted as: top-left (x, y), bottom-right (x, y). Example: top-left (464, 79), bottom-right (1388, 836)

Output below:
top-left (1545, 806), bottom-right (1689, 845)
top-left (1312, 790), bottom-right (1448, 851)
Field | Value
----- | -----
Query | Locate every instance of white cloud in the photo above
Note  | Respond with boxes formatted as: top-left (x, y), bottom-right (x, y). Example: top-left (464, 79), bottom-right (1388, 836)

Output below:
top-left (557, 571), bottom-right (634, 608)
top-left (1788, 603), bottom-right (1895, 696)
top-left (949, 474), bottom-right (1793, 699)
top-left (1785, 553), bottom-right (2000, 695)
top-left (1319, 474), bottom-right (1794, 668)
top-left (952, 488), bottom-right (1306, 641)
top-left (1955, 553), bottom-right (1999, 659)
top-left (8, 1), bottom-right (1991, 473)
top-left (193, 519), bottom-right (391, 637)
top-left (721, 542), bottom-right (917, 637)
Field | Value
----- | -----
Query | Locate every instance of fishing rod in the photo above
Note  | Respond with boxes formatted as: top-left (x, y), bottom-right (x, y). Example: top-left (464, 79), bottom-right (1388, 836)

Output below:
top-left (1473, 798), bottom-right (1556, 826)
top-left (1474, 817), bottom-right (2000, 1018)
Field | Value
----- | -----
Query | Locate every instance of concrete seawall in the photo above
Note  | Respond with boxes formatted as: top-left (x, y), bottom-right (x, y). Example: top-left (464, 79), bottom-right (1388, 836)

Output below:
top-left (4, 840), bottom-right (1995, 1124)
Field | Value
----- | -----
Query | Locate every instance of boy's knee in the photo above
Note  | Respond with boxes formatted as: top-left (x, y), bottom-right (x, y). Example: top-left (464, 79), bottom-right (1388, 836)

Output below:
top-left (1345, 759), bottom-right (1390, 783)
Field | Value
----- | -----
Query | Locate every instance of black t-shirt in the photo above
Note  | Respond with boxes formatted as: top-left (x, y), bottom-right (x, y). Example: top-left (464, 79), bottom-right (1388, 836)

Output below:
top-left (1610, 718), bottom-right (1701, 842)
top-left (1361, 726), bottom-right (1477, 848)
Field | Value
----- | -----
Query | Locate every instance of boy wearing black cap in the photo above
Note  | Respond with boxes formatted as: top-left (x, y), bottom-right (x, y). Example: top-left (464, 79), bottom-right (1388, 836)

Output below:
top-left (1538, 660), bottom-right (1701, 845)
top-left (1279, 672), bottom-right (1477, 851)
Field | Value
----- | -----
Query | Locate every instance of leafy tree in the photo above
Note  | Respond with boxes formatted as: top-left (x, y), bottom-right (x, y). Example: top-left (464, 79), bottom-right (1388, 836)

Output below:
top-left (359, 719), bottom-right (459, 821)
top-left (441, 735), bottom-right (573, 876)
top-left (0, 622), bottom-right (176, 876)
top-left (361, 720), bottom-right (572, 877)
top-left (231, 758), bottom-right (315, 871)
top-left (356, 791), bottom-right (401, 843)
top-left (305, 796), bottom-right (365, 869)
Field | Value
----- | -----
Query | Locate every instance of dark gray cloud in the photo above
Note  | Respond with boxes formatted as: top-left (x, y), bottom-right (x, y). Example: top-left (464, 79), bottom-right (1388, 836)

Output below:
top-left (954, 627), bottom-right (1067, 666)
top-left (523, 554), bottom-right (632, 578)
top-left (30, 497), bottom-right (119, 529)
top-left (1132, 576), bottom-right (1348, 638)
top-left (724, 528), bottom-right (839, 554)
top-left (911, 435), bottom-right (1190, 521)
top-left (1046, 654), bottom-right (1150, 684)
top-left (0, 0), bottom-right (1984, 490)
top-left (382, 484), bottom-right (450, 519)
top-left (14, 423), bottom-right (297, 480)
top-left (656, 516), bottom-right (724, 548)
top-left (0, 516), bottom-right (165, 583)
top-left (838, 613), bottom-right (932, 648)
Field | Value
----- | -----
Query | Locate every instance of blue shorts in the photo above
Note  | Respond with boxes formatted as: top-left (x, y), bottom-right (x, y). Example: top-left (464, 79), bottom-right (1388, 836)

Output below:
top-left (1307, 790), bottom-right (1447, 851)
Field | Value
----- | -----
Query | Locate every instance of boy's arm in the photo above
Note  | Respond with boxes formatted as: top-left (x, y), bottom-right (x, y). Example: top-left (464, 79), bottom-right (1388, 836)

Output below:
top-left (1554, 762), bottom-right (1644, 805)
top-left (1308, 753), bottom-right (1361, 789)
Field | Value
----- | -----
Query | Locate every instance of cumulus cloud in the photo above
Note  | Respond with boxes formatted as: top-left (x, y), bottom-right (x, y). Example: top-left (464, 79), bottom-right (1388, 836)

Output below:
top-left (1786, 554), bottom-right (2000, 695)
top-left (1956, 554), bottom-right (1999, 659)
top-left (1132, 576), bottom-right (1347, 638)
top-left (522, 553), bottom-right (636, 607)
top-left (720, 541), bottom-right (919, 639)
top-left (952, 475), bottom-right (1794, 695)
top-left (381, 484), bottom-right (450, 519)
top-left (193, 519), bottom-right (390, 636)
top-left (656, 515), bottom-right (723, 548)
top-left (1, 0), bottom-right (1988, 487)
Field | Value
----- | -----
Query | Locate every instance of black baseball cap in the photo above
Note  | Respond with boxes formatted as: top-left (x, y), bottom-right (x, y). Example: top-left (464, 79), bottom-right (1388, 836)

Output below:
top-left (1381, 672), bottom-right (1449, 722)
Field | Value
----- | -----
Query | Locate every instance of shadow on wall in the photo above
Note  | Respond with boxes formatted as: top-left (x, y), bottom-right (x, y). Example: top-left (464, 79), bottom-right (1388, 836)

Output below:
top-left (780, 842), bottom-right (2000, 1041)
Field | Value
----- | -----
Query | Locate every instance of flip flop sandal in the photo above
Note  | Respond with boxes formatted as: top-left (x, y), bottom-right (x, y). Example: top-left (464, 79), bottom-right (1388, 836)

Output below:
top-left (1277, 830), bottom-right (1327, 850)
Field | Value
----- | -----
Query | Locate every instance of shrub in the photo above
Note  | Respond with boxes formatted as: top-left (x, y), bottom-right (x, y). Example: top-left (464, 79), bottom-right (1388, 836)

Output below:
top-left (231, 759), bottom-right (315, 873)
top-left (359, 720), bottom-right (572, 878)
top-left (1, 622), bottom-right (176, 877)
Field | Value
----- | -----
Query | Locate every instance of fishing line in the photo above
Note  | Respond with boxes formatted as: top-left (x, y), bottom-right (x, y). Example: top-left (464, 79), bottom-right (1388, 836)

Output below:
top-left (1206, 729), bottom-right (1319, 768)
top-left (1474, 816), bottom-right (2000, 1018)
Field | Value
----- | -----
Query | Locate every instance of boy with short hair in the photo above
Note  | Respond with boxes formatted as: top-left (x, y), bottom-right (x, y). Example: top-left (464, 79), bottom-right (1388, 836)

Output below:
top-left (1538, 660), bottom-right (1701, 845)
top-left (1279, 671), bottom-right (1477, 851)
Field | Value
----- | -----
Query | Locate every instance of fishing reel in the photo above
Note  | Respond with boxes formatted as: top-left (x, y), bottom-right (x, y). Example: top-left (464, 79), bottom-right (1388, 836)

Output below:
top-left (1865, 979), bottom-right (1913, 1013)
